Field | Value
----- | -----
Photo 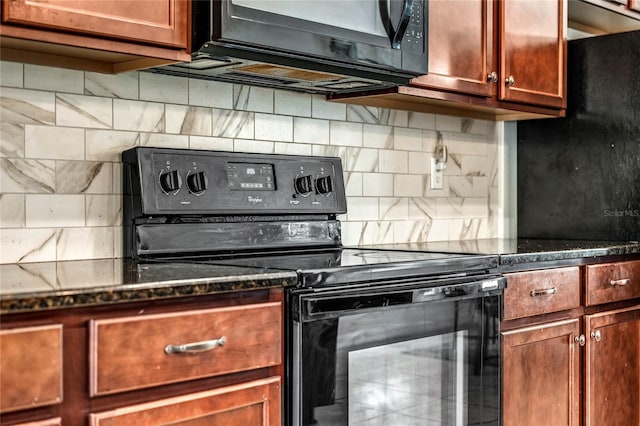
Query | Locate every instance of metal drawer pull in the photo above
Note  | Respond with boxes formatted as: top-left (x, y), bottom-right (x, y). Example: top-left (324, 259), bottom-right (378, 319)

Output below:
top-left (164, 336), bottom-right (227, 355)
top-left (610, 278), bottom-right (631, 286)
top-left (530, 287), bottom-right (556, 297)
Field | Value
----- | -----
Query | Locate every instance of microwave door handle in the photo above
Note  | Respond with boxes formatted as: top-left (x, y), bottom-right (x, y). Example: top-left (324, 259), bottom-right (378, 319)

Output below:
top-left (392, 0), bottom-right (413, 49)
top-left (378, 0), bottom-right (394, 44)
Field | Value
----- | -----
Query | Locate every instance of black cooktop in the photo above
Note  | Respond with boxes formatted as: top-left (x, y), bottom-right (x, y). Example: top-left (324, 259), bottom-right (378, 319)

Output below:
top-left (165, 248), bottom-right (499, 288)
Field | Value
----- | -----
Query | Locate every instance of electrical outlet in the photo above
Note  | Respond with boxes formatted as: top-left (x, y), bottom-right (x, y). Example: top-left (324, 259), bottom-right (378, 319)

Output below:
top-left (430, 157), bottom-right (444, 190)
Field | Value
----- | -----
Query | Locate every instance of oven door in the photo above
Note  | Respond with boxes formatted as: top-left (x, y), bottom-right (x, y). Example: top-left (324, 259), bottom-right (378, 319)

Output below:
top-left (289, 274), bottom-right (505, 426)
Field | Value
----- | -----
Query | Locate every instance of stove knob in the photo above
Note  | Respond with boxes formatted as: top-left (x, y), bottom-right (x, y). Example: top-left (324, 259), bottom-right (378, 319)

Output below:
top-left (187, 171), bottom-right (208, 195)
top-left (159, 170), bottom-right (182, 194)
top-left (315, 175), bottom-right (333, 195)
top-left (294, 175), bottom-right (313, 196)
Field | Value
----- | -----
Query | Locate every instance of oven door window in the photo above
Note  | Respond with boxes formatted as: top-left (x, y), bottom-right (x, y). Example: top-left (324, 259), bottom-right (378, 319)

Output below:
top-left (296, 296), bottom-right (500, 426)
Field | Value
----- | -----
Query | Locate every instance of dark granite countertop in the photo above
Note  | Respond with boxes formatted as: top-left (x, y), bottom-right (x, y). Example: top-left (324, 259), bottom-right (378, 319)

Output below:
top-left (359, 239), bottom-right (640, 266)
top-left (0, 259), bottom-right (298, 314)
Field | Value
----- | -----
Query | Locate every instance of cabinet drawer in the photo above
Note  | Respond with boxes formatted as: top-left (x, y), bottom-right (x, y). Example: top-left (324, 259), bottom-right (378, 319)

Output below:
top-left (89, 302), bottom-right (282, 396)
top-left (89, 377), bottom-right (281, 426)
top-left (0, 325), bottom-right (63, 413)
top-left (585, 260), bottom-right (640, 306)
top-left (503, 267), bottom-right (581, 320)
top-left (12, 419), bottom-right (62, 426)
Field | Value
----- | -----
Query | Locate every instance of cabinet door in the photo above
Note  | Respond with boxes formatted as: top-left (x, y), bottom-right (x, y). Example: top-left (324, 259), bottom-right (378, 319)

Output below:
top-left (584, 305), bottom-right (640, 426)
top-left (499, 0), bottom-right (567, 108)
top-left (1, 0), bottom-right (188, 49)
top-left (502, 318), bottom-right (580, 426)
top-left (412, 0), bottom-right (497, 97)
top-left (90, 377), bottom-right (281, 426)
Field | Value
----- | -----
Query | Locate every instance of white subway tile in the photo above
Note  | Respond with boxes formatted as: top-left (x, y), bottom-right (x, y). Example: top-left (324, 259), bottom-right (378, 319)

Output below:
top-left (274, 142), bottom-right (312, 156)
top-left (85, 71), bottom-right (139, 99)
top-left (462, 198), bottom-right (488, 218)
top-left (449, 218), bottom-right (481, 240)
top-left (25, 125), bottom-right (85, 160)
top-left (0, 124), bottom-right (25, 158)
top-left (312, 96), bottom-right (345, 120)
top-left (408, 112), bottom-right (435, 130)
top-left (294, 117), bottom-right (329, 145)
top-left (461, 154), bottom-right (489, 177)
top-left (362, 173), bottom-right (393, 197)
top-left (87, 195), bottom-right (121, 226)
top-left (57, 227), bottom-right (114, 261)
top-left (428, 219), bottom-right (451, 241)
top-left (436, 198), bottom-right (463, 219)
top-left (275, 90), bottom-right (311, 117)
top-left (380, 197), bottom-right (408, 220)
top-left (408, 197), bottom-right (436, 220)
top-left (379, 149), bottom-right (408, 173)
top-left (25, 64), bottom-right (84, 94)
top-left (0, 158), bottom-right (55, 193)
top-left (461, 118), bottom-right (489, 135)
top-left (140, 133), bottom-right (189, 149)
top-left (330, 121), bottom-right (362, 147)
top-left (448, 176), bottom-right (474, 198)
top-left (234, 139), bottom-right (275, 154)
top-left (0, 61), bottom-right (23, 88)
top-left (112, 163), bottom-right (122, 195)
top-left (435, 115), bottom-right (462, 132)
top-left (344, 148), bottom-right (378, 172)
top-left (86, 130), bottom-right (138, 161)
top-left (340, 221), bottom-right (363, 246)
top-left (189, 136), bottom-right (234, 151)
top-left (26, 194), bottom-right (85, 227)
top-left (394, 174), bottom-right (423, 197)
top-left (255, 113), bottom-right (293, 142)
top-left (189, 79), bottom-right (233, 109)
top-left (359, 221), bottom-right (394, 244)
top-left (139, 72), bottom-right (188, 104)
top-left (393, 127), bottom-right (422, 151)
top-left (347, 197), bottom-right (379, 221)
top-left (409, 151), bottom-right (429, 174)
top-left (473, 176), bottom-right (489, 197)
top-left (346, 105), bottom-right (379, 123)
top-left (379, 109), bottom-right (408, 127)
top-left (393, 220), bottom-right (432, 243)
top-left (445, 152), bottom-right (463, 176)
top-left (1, 88), bottom-right (55, 125)
top-left (212, 108), bottom-right (254, 139)
top-left (57, 93), bottom-right (112, 128)
top-left (233, 85), bottom-right (274, 113)
top-left (0, 228), bottom-right (57, 263)
top-left (344, 172), bottom-right (363, 196)
top-left (363, 124), bottom-right (392, 149)
top-left (312, 145), bottom-right (346, 163)
top-left (0, 194), bottom-right (25, 228)
top-left (113, 99), bottom-right (164, 132)
top-left (166, 105), bottom-right (212, 136)
top-left (56, 161), bottom-right (112, 194)
top-left (113, 226), bottom-right (123, 258)
top-left (422, 130), bottom-right (438, 153)
top-left (443, 132), bottom-right (488, 156)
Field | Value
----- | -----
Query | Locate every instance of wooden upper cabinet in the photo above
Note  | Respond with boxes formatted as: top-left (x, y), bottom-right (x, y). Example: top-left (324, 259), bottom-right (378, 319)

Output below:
top-left (1, 0), bottom-right (188, 49)
top-left (412, 0), bottom-right (497, 97)
top-left (584, 305), bottom-right (640, 426)
top-left (500, 0), bottom-right (567, 108)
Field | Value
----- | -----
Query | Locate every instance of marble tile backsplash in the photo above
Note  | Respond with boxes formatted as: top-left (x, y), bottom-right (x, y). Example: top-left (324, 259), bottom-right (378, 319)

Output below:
top-left (0, 61), bottom-right (503, 264)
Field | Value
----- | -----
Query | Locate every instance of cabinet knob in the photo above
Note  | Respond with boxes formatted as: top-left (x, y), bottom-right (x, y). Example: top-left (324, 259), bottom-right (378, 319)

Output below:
top-left (574, 334), bottom-right (586, 347)
top-left (487, 71), bottom-right (498, 83)
top-left (506, 75), bottom-right (516, 87)
top-left (591, 330), bottom-right (602, 342)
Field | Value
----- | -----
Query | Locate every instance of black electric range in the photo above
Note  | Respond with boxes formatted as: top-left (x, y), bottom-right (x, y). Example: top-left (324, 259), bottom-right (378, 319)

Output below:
top-left (122, 147), bottom-right (505, 426)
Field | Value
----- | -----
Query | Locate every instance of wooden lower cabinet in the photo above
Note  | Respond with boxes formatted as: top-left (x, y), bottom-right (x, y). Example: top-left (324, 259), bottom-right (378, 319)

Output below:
top-left (584, 304), bottom-right (640, 426)
top-left (90, 377), bottom-right (281, 426)
top-left (502, 318), bottom-right (581, 426)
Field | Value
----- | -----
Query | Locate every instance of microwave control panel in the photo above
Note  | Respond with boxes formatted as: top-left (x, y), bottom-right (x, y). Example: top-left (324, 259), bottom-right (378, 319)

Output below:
top-left (123, 147), bottom-right (347, 215)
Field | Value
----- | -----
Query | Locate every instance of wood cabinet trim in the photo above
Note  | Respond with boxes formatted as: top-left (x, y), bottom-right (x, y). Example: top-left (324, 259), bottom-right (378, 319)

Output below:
top-left (0, 324), bottom-right (63, 414)
top-left (11, 418), bottom-right (62, 426)
top-left (89, 376), bottom-right (281, 426)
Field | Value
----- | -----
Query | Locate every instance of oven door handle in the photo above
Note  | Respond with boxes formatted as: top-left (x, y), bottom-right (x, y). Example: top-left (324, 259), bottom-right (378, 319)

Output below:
top-left (298, 276), bottom-right (506, 321)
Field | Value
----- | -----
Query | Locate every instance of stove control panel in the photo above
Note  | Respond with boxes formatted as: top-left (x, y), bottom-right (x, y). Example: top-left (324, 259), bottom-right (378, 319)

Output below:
top-left (123, 147), bottom-right (347, 215)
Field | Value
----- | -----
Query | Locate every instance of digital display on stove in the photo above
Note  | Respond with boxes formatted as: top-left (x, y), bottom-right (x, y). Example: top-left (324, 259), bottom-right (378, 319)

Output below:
top-left (226, 162), bottom-right (276, 191)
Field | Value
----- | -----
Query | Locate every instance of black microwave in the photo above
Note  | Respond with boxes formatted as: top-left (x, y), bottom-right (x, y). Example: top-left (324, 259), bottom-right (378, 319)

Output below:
top-left (154, 0), bottom-right (428, 94)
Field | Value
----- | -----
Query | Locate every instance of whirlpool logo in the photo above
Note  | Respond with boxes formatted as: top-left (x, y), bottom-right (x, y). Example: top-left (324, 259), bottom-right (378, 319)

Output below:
top-left (247, 196), bottom-right (263, 204)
